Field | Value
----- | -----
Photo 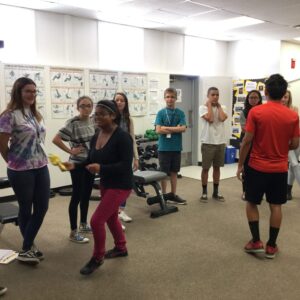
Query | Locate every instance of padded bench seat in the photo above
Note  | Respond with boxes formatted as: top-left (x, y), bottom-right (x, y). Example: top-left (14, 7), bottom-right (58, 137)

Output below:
top-left (133, 170), bottom-right (178, 218)
top-left (133, 170), bottom-right (167, 184)
top-left (0, 202), bottom-right (19, 225)
top-left (0, 177), bottom-right (11, 189)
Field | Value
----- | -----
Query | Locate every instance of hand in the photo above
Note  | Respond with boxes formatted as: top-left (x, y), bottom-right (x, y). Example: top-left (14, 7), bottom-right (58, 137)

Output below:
top-left (206, 99), bottom-right (212, 106)
top-left (61, 162), bottom-right (75, 171)
top-left (133, 159), bottom-right (139, 171)
top-left (86, 163), bottom-right (100, 174)
top-left (70, 146), bottom-right (84, 156)
top-left (236, 165), bottom-right (244, 181)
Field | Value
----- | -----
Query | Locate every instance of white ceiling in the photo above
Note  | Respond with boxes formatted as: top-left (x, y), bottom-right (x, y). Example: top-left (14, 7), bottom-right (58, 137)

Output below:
top-left (1, 0), bottom-right (300, 43)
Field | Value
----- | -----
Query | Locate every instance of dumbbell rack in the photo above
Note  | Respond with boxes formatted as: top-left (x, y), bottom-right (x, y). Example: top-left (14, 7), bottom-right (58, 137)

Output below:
top-left (136, 137), bottom-right (159, 171)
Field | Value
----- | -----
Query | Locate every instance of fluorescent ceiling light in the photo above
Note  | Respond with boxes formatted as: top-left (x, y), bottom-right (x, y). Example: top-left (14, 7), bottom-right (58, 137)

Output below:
top-left (0, 0), bottom-right (58, 9)
top-left (55, 0), bottom-right (133, 11)
top-left (211, 16), bottom-right (264, 31)
top-left (294, 37), bottom-right (300, 41)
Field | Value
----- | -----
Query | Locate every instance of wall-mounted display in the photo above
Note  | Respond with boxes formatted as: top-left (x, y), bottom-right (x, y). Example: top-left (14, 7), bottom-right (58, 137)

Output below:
top-left (121, 72), bottom-right (147, 116)
top-left (4, 64), bottom-right (46, 117)
top-left (50, 67), bottom-right (84, 118)
top-left (89, 70), bottom-right (119, 103)
top-left (232, 78), bottom-right (266, 138)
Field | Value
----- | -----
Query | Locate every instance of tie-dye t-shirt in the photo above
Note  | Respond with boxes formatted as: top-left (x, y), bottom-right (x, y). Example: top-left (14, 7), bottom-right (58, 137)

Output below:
top-left (0, 109), bottom-right (48, 171)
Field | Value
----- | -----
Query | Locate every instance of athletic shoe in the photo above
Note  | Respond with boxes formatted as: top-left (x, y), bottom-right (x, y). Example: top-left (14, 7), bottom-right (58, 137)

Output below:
top-left (79, 223), bottom-right (92, 233)
top-left (212, 194), bottom-right (225, 202)
top-left (121, 224), bottom-right (126, 231)
top-left (118, 210), bottom-right (132, 223)
top-left (32, 244), bottom-right (44, 261)
top-left (69, 231), bottom-right (89, 244)
top-left (104, 247), bottom-right (128, 259)
top-left (244, 240), bottom-right (264, 253)
top-left (265, 245), bottom-right (279, 259)
top-left (0, 287), bottom-right (7, 296)
top-left (200, 194), bottom-right (208, 203)
top-left (167, 194), bottom-right (187, 205)
top-left (80, 257), bottom-right (104, 275)
top-left (17, 250), bottom-right (40, 264)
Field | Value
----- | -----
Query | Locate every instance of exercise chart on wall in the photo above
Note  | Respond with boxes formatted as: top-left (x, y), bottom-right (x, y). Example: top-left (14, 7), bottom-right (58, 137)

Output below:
top-left (89, 70), bottom-right (119, 103)
top-left (50, 67), bottom-right (84, 119)
top-left (121, 72), bottom-right (147, 116)
top-left (4, 64), bottom-right (46, 117)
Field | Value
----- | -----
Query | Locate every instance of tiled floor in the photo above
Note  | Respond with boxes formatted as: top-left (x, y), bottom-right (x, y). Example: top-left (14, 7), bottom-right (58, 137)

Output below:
top-left (180, 163), bottom-right (237, 182)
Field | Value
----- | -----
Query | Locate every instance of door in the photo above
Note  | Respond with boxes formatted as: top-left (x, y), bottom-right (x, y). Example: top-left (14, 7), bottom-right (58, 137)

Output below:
top-left (170, 75), bottom-right (199, 166)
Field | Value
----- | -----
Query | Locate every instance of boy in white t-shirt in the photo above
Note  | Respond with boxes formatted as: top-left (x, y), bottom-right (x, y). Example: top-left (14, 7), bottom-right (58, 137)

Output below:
top-left (199, 87), bottom-right (227, 202)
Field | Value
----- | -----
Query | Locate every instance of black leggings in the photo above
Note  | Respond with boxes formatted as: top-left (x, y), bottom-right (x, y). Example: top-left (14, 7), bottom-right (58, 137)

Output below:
top-left (8, 166), bottom-right (50, 251)
top-left (69, 168), bottom-right (94, 230)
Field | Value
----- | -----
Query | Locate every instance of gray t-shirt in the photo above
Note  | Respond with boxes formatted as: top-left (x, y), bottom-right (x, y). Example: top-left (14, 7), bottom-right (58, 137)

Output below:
top-left (58, 116), bottom-right (95, 163)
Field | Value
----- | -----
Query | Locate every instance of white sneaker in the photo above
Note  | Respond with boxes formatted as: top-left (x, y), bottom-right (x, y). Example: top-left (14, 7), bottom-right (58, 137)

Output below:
top-left (69, 231), bottom-right (89, 244)
top-left (122, 224), bottom-right (126, 231)
top-left (118, 210), bottom-right (132, 223)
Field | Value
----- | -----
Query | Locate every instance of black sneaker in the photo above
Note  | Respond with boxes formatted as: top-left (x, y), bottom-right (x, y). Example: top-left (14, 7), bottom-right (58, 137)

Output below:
top-left (168, 194), bottom-right (187, 205)
top-left (80, 257), bottom-right (104, 275)
top-left (104, 247), bottom-right (128, 259)
top-left (32, 244), bottom-right (44, 261)
top-left (212, 194), bottom-right (225, 202)
top-left (17, 250), bottom-right (40, 265)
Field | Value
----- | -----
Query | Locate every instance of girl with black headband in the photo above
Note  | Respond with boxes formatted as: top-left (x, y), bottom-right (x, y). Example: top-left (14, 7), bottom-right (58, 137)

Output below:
top-left (63, 100), bottom-right (133, 275)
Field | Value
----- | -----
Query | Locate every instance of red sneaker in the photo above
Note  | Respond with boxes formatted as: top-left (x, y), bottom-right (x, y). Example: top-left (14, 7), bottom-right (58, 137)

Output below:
top-left (265, 245), bottom-right (278, 259)
top-left (244, 240), bottom-right (264, 253)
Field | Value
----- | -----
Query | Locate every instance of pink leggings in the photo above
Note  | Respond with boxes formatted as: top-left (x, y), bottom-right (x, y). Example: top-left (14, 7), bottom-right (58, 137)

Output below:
top-left (91, 186), bottom-right (131, 259)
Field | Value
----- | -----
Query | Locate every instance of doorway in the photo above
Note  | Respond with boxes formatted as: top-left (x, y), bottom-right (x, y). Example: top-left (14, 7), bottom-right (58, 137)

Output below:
top-left (169, 74), bottom-right (199, 166)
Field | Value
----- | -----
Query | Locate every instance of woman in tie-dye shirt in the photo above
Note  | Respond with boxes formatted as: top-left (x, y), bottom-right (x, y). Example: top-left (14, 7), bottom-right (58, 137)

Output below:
top-left (0, 77), bottom-right (49, 265)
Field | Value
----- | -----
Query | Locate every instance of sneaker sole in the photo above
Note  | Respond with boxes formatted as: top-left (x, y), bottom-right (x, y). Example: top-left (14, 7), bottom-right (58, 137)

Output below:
top-left (265, 253), bottom-right (276, 259)
top-left (69, 238), bottom-right (89, 244)
top-left (244, 248), bottom-right (265, 254)
top-left (167, 200), bottom-right (187, 205)
top-left (119, 218), bottom-right (132, 223)
top-left (17, 257), bottom-right (40, 265)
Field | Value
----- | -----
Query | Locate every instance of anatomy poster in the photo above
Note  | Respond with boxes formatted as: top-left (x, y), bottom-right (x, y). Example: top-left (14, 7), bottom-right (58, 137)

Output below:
top-left (4, 64), bottom-right (46, 102)
top-left (121, 72), bottom-right (147, 116)
top-left (50, 68), bottom-right (84, 118)
top-left (89, 70), bottom-right (118, 103)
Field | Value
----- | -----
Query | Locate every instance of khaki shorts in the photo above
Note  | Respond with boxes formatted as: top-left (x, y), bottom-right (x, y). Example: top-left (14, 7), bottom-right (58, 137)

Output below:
top-left (201, 143), bottom-right (225, 169)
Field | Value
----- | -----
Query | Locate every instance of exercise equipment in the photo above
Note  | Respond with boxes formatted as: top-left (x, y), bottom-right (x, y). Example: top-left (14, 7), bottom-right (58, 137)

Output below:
top-left (0, 177), bottom-right (18, 235)
top-left (133, 170), bottom-right (178, 218)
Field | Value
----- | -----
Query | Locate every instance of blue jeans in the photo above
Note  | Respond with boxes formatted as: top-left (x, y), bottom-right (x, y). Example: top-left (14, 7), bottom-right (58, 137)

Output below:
top-left (7, 166), bottom-right (50, 251)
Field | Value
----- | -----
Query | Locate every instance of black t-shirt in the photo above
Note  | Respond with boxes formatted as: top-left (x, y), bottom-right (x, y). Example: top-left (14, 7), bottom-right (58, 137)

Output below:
top-left (81, 127), bottom-right (133, 189)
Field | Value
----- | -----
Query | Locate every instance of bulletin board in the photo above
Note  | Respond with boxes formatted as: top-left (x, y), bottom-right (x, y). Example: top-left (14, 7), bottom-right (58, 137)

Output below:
top-left (232, 78), bottom-right (266, 138)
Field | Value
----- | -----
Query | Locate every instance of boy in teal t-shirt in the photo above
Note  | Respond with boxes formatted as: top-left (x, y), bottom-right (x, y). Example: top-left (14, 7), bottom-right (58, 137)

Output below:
top-left (155, 88), bottom-right (187, 204)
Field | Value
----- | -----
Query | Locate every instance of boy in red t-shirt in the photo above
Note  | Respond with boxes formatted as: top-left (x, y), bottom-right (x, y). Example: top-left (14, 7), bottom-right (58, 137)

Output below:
top-left (237, 74), bottom-right (299, 259)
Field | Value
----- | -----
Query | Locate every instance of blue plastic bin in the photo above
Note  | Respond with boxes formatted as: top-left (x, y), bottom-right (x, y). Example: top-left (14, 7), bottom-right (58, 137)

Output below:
top-left (225, 146), bottom-right (236, 164)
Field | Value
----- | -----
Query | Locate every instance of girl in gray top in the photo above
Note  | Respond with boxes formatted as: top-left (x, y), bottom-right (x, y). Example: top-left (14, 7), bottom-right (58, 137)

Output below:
top-left (53, 96), bottom-right (95, 243)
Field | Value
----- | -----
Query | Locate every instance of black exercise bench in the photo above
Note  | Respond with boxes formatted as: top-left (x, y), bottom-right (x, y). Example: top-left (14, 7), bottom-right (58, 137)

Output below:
top-left (133, 170), bottom-right (178, 218)
top-left (0, 177), bottom-right (19, 234)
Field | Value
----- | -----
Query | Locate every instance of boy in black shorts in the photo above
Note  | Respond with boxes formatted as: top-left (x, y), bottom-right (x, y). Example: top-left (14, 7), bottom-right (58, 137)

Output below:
top-left (237, 74), bottom-right (299, 258)
top-left (155, 88), bottom-right (187, 205)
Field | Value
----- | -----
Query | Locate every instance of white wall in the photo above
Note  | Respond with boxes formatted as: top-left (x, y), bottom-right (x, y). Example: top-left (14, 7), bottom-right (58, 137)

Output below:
top-left (226, 40), bottom-right (281, 79)
top-left (280, 41), bottom-right (300, 83)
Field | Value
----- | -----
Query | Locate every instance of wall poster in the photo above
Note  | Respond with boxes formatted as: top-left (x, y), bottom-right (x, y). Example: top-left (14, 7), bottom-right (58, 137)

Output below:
top-left (50, 67), bottom-right (84, 119)
top-left (121, 72), bottom-right (147, 116)
top-left (4, 64), bottom-right (46, 117)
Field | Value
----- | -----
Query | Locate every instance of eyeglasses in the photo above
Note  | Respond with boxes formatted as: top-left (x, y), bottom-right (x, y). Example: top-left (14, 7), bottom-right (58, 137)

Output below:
top-left (79, 104), bottom-right (93, 109)
top-left (23, 90), bottom-right (37, 94)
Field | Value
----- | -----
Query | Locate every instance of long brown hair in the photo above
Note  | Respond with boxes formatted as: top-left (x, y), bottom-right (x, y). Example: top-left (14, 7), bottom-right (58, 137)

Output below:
top-left (1, 77), bottom-right (42, 122)
top-left (113, 92), bottom-right (131, 132)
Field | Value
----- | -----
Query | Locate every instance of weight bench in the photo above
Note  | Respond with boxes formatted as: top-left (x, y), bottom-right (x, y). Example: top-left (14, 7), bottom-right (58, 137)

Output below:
top-left (133, 170), bottom-right (178, 218)
top-left (0, 177), bottom-right (19, 235)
